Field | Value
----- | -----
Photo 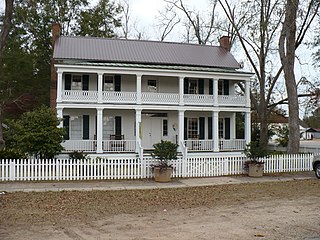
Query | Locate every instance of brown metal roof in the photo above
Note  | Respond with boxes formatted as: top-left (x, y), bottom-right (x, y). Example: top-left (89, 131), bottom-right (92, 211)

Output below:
top-left (53, 36), bottom-right (240, 69)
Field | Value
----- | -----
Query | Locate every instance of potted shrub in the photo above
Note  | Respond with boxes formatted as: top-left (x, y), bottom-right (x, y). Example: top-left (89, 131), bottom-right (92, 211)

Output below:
top-left (243, 141), bottom-right (268, 177)
top-left (152, 140), bottom-right (178, 182)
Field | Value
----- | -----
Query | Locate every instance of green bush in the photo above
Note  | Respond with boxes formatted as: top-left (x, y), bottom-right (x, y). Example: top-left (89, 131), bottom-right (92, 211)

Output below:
top-left (0, 148), bottom-right (26, 159)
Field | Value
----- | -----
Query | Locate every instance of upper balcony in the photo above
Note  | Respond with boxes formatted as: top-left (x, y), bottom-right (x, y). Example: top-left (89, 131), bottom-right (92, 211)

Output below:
top-left (61, 90), bottom-right (246, 107)
top-left (56, 73), bottom-right (249, 108)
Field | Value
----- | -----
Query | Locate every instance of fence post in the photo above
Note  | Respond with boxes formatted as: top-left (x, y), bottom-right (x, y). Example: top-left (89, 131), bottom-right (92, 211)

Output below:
top-left (9, 159), bottom-right (15, 181)
top-left (224, 157), bottom-right (229, 175)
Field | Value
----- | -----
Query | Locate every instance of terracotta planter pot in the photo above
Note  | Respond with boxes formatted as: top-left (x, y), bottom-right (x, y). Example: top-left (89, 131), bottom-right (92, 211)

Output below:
top-left (154, 167), bottom-right (173, 182)
top-left (248, 163), bottom-right (264, 177)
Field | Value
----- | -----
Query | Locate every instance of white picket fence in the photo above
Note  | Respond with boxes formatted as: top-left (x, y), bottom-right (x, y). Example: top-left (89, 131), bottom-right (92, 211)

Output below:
top-left (0, 153), bottom-right (314, 181)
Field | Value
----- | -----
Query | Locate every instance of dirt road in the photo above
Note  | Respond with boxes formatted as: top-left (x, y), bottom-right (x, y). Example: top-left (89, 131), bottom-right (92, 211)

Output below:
top-left (1, 179), bottom-right (320, 240)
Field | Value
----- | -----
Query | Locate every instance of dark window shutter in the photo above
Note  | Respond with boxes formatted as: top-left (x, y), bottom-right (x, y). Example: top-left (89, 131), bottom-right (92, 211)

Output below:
top-left (83, 115), bottom-right (89, 140)
top-left (199, 117), bottom-right (205, 139)
top-left (198, 79), bottom-right (204, 94)
top-left (209, 80), bottom-right (213, 95)
top-left (223, 79), bottom-right (229, 95)
top-left (115, 116), bottom-right (122, 136)
top-left (208, 117), bottom-right (212, 139)
top-left (82, 75), bottom-right (89, 90)
top-left (225, 118), bottom-right (230, 140)
top-left (115, 75), bottom-right (121, 91)
top-left (184, 78), bottom-right (189, 94)
top-left (63, 116), bottom-right (70, 140)
top-left (65, 74), bottom-right (71, 90)
top-left (184, 117), bottom-right (188, 140)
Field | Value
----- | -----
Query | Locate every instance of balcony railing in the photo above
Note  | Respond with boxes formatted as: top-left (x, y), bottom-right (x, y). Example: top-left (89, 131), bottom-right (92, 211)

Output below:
top-left (61, 91), bottom-right (246, 107)
top-left (142, 92), bottom-right (179, 105)
top-left (63, 90), bottom-right (98, 102)
top-left (218, 95), bottom-right (246, 106)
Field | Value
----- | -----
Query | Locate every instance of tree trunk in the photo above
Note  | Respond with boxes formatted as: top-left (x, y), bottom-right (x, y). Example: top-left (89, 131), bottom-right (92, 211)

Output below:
top-left (279, 0), bottom-right (300, 154)
top-left (0, 0), bottom-right (14, 150)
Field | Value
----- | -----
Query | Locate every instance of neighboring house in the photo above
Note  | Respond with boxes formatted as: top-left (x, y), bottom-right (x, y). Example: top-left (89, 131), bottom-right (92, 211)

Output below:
top-left (301, 128), bottom-right (320, 140)
top-left (51, 23), bottom-right (252, 158)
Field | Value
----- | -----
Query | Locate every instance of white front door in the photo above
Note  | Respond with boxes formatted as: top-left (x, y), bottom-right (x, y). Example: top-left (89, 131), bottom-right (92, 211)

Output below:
top-left (142, 116), bottom-right (162, 149)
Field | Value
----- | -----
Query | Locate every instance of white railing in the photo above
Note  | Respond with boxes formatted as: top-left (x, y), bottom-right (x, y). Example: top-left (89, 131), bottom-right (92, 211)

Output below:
top-left (63, 90), bottom-right (98, 102)
top-left (62, 140), bottom-right (97, 152)
top-left (218, 95), bottom-right (246, 106)
top-left (219, 139), bottom-right (246, 151)
top-left (102, 140), bottom-right (135, 152)
top-left (184, 140), bottom-right (214, 151)
top-left (61, 90), bottom-right (247, 107)
top-left (0, 153), bottom-right (314, 181)
top-left (142, 92), bottom-right (179, 105)
top-left (184, 94), bottom-right (214, 106)
top-left (102, 91), bottom-right (136, 103)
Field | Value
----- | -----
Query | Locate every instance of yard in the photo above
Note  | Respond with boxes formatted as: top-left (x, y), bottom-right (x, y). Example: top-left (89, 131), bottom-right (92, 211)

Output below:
top-left (0, 178), bottom-right (320, 239)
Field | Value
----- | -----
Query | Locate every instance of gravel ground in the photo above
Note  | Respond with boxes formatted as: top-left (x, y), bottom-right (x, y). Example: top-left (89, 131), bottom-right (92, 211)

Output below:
top-left (0, 179), bottom-right (320, 239)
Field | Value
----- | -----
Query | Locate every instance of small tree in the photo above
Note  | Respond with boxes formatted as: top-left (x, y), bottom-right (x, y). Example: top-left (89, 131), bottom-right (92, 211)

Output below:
top-left (243, 141), bottom-right (269, 163)
top-left (6, 106), bottom-right (65, 158)
top-left (152, 140), bottom-right (178, 169)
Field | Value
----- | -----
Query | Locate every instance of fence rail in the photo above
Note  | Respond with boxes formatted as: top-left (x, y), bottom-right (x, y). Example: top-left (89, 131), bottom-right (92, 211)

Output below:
top-left (0, 153), bottom-right (314, 181)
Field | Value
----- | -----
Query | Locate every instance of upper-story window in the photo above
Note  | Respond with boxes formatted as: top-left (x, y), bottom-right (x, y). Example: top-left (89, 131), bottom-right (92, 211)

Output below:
top-left (218, 118), bottom-right (224, 138)
top-left (72, 75), bottom-right (82, 90)
top-left (188, 79), bottom-right (198, 94)
top-left (147, 80), bottom-right (157, 92)
top-left (104, 75), bottom-right (114, 91)
top-left (218, 80), bottom-right (229, 95)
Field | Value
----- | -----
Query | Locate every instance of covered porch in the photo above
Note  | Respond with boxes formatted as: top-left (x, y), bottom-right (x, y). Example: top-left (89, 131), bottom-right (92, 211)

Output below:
top-left (59, 108), bottom-right (250, 154)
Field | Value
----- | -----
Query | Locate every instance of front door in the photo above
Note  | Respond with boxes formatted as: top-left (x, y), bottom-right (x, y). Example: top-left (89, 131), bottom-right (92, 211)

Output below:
top-left (142, 116), bottom-right (162, 149)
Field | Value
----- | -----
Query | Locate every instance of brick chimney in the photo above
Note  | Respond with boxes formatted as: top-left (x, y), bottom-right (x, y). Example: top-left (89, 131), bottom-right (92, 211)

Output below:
top-left (50, 23), bottom-right (61, 110)
top-left (219, 36), bottom-right (231, 51)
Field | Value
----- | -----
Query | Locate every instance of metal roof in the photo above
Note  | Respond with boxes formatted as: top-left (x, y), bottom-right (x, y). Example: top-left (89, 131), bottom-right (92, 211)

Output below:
top-left (53, 36), bottom-right (240, 69)
top-left (59, 61), bottom-right (252, 75)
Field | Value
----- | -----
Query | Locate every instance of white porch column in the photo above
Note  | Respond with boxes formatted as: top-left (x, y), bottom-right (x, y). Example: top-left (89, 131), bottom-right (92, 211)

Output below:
top-left (96, 108), bottom-right (103, 153)
top-left (179, 76), bottom-right (184, 106)
top-left (245, 80), bottom-right (251, 108)
top-left (56, 107), bottom-right (63, 128)
top-left (136, 74), bottom-right (142, 104)
top-left (212, 111), bottom-right (219, 152)
top-left (178, 110), bottom-right (185, 151)
top-left (57, 70), bottom-right (63, 103)
top-left (245, 111), bottom-right (251, 145)
top-left (97, 73), bottom-right (103, 103)
top-left (213, 78), bottom-right (218, 107)
top-left (230, 112), bottom-right (236, 140)
top-left (135, 109), bottom-right (142, 152)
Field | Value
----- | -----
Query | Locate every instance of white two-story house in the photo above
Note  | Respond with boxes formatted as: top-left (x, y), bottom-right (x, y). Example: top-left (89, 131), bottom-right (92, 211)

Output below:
top-left (51, 24), bottom-right (252, 158)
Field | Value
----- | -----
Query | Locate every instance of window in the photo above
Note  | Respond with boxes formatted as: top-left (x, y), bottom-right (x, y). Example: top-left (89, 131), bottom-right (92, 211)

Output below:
top-left (104, 75), bottom-right (114, 91)
top-left (147, 79), bottom-right (157, 92)
top-left (163, 119), bottom-right (168, 136)
top-left (103, 116), bottom-right (114, 139)
top-left (188, 79), bottom-right (198, 94)
top-left (218, 80), bottom-right (223, 95)
top-left (218, 118), bottom-right (224, 138)
top-left (188, 118), bottom-right (198, 138)
top-left (72, 75), bottom-right (82, 90)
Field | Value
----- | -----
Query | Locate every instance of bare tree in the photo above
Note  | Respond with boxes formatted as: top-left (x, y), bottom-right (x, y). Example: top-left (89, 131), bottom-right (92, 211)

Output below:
top-left (0, 0), bottom-right (14, 150)
top-left (279, 0), bottom-right (299, 153)
top-left (164, 0), bottom-right (220, 45)
top-left (120, 0), bottom-right (130, 39)
top-left (156, 4), bottom-right (181, 41)
top-left (219, 0), bottom-right (319, 152)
